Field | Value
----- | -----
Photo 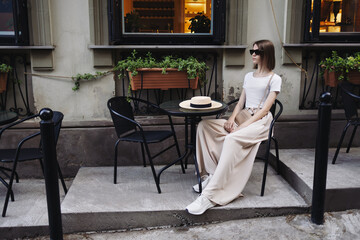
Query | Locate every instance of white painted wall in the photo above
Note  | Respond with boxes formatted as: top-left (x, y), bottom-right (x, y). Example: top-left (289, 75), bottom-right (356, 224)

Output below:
top-left (31, 0), bottom-right (114, 121)
top-left (223, 0), bottom-right (303, 115)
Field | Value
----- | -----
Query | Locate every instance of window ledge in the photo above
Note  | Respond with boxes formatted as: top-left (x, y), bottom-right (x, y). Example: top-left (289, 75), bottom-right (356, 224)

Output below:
top-left (284, 43), bottom-right (360, 48)
top-left (0, 46), bottom-right (55, 50)
top-left (88, 44), bottom-right (248, 50)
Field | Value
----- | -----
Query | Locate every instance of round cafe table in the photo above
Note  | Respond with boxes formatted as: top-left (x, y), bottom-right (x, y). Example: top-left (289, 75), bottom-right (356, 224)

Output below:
top-left (0, 110), bottom-right (18, 126)
top-left (160, 100), bottom-right (228, 193)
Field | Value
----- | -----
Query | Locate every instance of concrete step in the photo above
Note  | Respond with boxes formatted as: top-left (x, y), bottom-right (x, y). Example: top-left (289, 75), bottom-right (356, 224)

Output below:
top-left (60, 163), bottom-right (308, 234)
top-left (277, 148), bottom-right (360, 211)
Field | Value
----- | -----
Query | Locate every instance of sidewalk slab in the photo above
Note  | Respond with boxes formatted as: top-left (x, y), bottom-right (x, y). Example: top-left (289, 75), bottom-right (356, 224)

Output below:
top-left (0, 179), bottom-right (67, 238)
top-left (60, 162), bottom-right (308, 234)
top-left (277, 148), bottom-right (360, 211)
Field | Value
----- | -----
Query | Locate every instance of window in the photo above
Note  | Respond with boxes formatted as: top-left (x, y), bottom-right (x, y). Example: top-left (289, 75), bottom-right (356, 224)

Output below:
top-left (304, 0), bottom-right (360, 42)
top-left (0, 0), bottom-right (29, 45)
top-left (108, 0), bottom-right (226, 44)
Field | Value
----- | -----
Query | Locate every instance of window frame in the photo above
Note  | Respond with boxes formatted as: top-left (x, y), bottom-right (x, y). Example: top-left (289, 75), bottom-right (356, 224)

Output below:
top-left (304, 0), bottom-right (360, 43)
top-left (107, 0), bottom-right (226, 45)
top-left (0, 0), bottom-right (29, 46)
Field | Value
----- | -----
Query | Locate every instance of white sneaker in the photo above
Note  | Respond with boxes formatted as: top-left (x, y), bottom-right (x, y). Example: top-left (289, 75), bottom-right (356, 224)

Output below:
top-left (192, 174), bottom-right (212, 193)
top-left (186, 195), bottom-right (216, 215)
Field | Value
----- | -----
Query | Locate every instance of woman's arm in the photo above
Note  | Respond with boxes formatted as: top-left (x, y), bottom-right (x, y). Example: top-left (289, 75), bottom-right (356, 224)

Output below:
top-left (234, 91), bottom-right (278, 131)
top-left (224, 89), bottom-right (246, 132)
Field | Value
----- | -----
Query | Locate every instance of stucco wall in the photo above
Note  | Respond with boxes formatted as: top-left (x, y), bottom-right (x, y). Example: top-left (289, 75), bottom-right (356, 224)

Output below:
top-left (30, 0), bottom-right (313, 121)
top-left (31, 0), bottom-right (114, 121)
top-left (223, 0), bottom-right (303, 116)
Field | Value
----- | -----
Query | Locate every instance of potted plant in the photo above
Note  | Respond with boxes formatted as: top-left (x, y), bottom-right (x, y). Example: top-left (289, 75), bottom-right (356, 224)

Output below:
top-left (319, 51), bottom-right (346, 87)
top-left (345, 52), bottom-right (360, 85)
top-left (188, 12), bottom-right (211, 33)
top-left (320, 51), bottom-right (360, 87)
top-left (0, 63), bottom-right (12, 93)
top-left (114, 50), bottom-right (208, 91)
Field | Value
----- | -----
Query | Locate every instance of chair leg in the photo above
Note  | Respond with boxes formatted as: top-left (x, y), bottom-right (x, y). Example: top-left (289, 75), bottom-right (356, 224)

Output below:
top-left (2, 158), bottom-right (19, 217)
top-left (261, 140), bottom-right (272, 196)
top-left (114, 139), bottom-right (121, 184)
top-left (56, 162), bottom-right (68, 194)
top-left (140, 143), bottom-right (146, 167)
top-left (0, 166), bottom-right (19, 183)
top-left (143, 143), bottom-right (161, 193)
top-left (270, 137), bottom-right (280, 174)
top-left (0, 176), bottom-right (14, 201)
top-left (39, 159), bottom-right (45, 175)
top-left (346, 125), bottom-right (357, 153)
top-left (332, 123), bottom-right (350, 164)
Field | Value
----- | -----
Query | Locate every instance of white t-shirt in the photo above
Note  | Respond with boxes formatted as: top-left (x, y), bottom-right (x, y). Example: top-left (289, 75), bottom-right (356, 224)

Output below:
top-left (243, 72), bottom-right (282, 109)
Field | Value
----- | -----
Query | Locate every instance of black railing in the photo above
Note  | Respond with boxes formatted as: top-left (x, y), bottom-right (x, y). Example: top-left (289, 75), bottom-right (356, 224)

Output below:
top-left (300, 49), bottom-right (352, 110)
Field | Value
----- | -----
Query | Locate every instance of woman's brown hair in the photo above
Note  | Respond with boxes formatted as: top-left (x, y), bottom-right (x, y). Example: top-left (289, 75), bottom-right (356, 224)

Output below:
top-left (253, 39), bottom-right (275, 71)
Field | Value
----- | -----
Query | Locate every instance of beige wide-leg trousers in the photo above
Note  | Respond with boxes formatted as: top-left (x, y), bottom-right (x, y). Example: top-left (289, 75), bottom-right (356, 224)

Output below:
top-left (196, 112), bottom-right (272, 205)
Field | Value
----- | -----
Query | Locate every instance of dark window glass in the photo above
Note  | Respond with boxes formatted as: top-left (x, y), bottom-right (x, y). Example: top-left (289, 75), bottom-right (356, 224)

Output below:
top-left (0, 1), bottom-right (14, 37)
top-left (108, 0), bottom-right (225, 44)
top-left (0, 0), bottom-right (29, 46)
top-left (304, 0), bottom-right (360, 42)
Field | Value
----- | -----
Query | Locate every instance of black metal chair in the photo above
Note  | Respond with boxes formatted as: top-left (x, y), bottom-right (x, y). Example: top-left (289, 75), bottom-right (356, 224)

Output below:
top-left (219, 99), bottom-right (283, 196)
top-left (107, 96), bottom-right (185, 193)
top-left (0, 111), bottom-right (68, 217)
top-left (332, 82), bottom-right (360, 164)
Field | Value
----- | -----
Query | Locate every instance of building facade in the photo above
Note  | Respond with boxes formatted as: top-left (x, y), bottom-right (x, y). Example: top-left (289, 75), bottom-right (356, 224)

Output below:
top-left (1, 0), bottom-right (359, 177)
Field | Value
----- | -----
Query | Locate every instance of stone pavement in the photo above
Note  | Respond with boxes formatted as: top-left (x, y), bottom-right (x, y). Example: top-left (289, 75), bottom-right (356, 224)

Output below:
top-left (24, 209), bottom-right (360, 240)
top-left (2, 148), bottom-right (360, 239)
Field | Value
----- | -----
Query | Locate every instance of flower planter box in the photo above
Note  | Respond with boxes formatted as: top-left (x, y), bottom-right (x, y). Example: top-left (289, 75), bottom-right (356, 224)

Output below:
top-left (323, 70), bottom-right (339, 87)
top-left (348, 70), bottom-right (360, 85)
top-left (129, 68), bottom-right (199, 91)
top-left (0, 72), bottom-right (8, 93)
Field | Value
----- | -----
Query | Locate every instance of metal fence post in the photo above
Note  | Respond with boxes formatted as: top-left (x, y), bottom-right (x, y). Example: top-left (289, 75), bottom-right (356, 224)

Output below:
top-left (311, 92), bottom-right (332, 225)
top-left (40, 108), bottom-right (63, 240)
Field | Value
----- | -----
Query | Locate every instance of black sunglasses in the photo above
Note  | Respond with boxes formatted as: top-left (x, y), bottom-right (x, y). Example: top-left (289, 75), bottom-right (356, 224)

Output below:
top-left (249, 49), bottom-right (263, 55)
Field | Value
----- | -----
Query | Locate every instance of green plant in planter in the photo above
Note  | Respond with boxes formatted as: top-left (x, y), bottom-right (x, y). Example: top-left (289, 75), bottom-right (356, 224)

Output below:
top-left (319, 51), bottom-right (360, 82)
top-left (345, 52), bottom-right (360, 73)
top-left (188, 12), bottom-right (211, 33)
top-left (0, 63), bottom-right (12, 73)
top-left (319, 51), bottom-right (347, 81)
top-left (114, 50), bottom-right (209, 92)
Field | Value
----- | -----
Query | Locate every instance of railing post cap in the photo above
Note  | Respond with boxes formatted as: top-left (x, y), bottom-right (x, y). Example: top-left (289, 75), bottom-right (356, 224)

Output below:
top-left (320, 92), bottom-right (332, 104)
top-left (39, 108), bottom-right (53, 121)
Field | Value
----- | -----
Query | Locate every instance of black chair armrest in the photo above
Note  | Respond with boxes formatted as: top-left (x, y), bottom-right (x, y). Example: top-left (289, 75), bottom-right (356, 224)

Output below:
top-left (0, 114), bottom-right (40, 139)
top-left (341, 85), bottom-right (360, 100)
top-left (16, 131), bottom-right (41, 150)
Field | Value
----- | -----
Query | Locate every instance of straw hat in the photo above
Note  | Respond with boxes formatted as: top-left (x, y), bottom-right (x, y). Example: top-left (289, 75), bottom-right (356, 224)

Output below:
top-left (179, 96), bottom-right (222, 110)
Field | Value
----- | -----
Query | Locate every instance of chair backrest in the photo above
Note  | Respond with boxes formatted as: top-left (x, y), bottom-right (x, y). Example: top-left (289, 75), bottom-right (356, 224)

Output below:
top-left (270, 99), bottom-right (283, 123)
top-left (107, 96), bottom-right (136, 137)
top-left (340, 82), bottom-right (359, 120)
top-left (52, 111), bottom-right (64, 145)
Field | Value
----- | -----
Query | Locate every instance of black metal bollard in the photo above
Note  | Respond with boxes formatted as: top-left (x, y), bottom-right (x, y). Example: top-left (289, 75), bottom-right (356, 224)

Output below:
top-left (311, 92), bottom-right (332, 225)
top-left (40, 108), bottom-right (63, 240)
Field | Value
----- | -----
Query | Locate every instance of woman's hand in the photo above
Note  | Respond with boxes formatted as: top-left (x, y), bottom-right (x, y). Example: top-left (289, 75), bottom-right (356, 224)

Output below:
top-left (224, 118), bottom-right (235, 133)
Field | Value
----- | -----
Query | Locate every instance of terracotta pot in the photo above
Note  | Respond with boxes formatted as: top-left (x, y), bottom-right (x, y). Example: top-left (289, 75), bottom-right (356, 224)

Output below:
top-left (348, 70), bottom-right (360, 85)
top-left (0, 72), bottom-right (8, 93)
top-left (323, 69), bottom-right (339, 87)
top-left (129, 68), bottom-right (199, 91)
